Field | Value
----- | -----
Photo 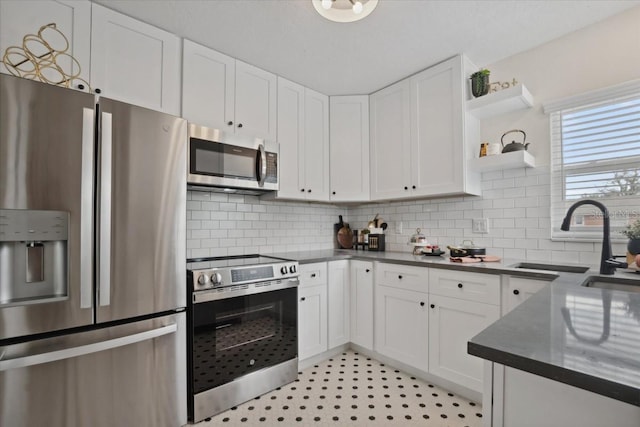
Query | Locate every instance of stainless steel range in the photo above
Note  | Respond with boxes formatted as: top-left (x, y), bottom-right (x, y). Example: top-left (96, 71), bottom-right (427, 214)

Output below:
top-left (186, 255), bottom-right (299, 423)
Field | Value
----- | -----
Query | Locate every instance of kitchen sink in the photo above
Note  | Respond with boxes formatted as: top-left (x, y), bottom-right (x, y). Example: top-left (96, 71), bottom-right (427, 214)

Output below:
top-left (581, 275), bottom-right (640, 293)
top-left (510, 262), bottom-right (590, 274)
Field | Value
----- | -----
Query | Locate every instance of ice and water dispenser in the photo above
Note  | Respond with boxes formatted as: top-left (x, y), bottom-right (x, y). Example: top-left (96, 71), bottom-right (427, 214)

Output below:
top-left (0, 209), bottom-right (69, 306)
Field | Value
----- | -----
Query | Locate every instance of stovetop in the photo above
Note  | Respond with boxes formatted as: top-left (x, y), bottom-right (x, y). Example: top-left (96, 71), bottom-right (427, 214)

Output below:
top-left (187, 255), bottom-right (290, 270)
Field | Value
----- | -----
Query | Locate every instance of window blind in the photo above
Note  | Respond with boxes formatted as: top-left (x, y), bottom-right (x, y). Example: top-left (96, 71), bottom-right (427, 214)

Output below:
top-left (550, 91), bottom-right (640, 241)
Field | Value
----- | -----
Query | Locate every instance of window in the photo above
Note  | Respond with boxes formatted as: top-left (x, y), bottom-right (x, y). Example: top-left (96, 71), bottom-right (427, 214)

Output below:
top-left (546, 80), bottom-right (640, 241)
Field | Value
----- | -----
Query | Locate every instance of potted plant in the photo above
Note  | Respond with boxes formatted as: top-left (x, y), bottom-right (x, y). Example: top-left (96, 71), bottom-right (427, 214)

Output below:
top-left (621, 218), bottom-right (640, 255)
top-left (470, 69), bottom-right (490, 98)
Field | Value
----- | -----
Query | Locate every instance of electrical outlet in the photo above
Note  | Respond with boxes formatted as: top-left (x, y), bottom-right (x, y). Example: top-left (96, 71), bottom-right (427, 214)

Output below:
top-left (395, 221), bottom-right (403, 234)
top-left (472, 218), bottom-right (489, 234)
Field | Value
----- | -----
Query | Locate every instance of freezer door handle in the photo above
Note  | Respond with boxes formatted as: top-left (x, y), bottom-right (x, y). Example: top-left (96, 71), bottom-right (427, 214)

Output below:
top-left (80, 108), bottom-right (95, 309)
top-left (0, 323), bottom-right (177, 371)
top-left (99, 112), bottom-right (113, 307)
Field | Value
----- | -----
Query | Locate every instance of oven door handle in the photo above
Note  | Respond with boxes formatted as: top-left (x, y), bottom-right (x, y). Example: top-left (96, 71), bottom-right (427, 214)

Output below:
top-left (256, 143), bottom-right (267, 187)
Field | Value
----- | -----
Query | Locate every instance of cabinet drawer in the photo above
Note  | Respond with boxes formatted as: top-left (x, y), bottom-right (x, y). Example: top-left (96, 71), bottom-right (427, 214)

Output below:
top-left (375, 262), bottom-right (428, 293)
top-left (429, 268), bottom-right (500, 305)
top-left (299, 262), bottom-right (327, 287)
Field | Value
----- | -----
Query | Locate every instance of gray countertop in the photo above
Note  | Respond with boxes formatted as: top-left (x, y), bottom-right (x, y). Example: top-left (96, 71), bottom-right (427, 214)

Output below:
top-left (269, 248), bottom-right (640, 406)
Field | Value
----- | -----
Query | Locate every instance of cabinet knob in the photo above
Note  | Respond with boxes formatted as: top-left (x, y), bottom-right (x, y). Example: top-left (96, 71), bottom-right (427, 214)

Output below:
top-left (308, 189), bottom-right (312, 193)
top-left (332, 191), bottom-right (336, 195)
top-left (237, 123), bottom-right (243, 128)
top-left (398, 275), bottom-right (403, 279)
top-left (404, 186), bottom-right (408, 190)
top-left (227, 121), bottom-right (233, 126)
top-left (365, 269), bottom-right (370, 273)
top-left (430, 304), bottom-right (435, 309)
top-left (412, 185), bottom-right (416, 190)
top-left (301, 189), bottom-right (305, 192)
top-left (300, 297), bottom-right (306, 301)
top-left (458, 283), bottom-right (463, 289)
top-left (513, 289), bottom-right (520, 295)
top-left (77, 84), bottom-right (85, 90)
top-left (95, 88), bottom-right (101, 94)
top-left (420, 302), bottom-right (425, 307)
top-left (311, 273), bottom-right (316, 278)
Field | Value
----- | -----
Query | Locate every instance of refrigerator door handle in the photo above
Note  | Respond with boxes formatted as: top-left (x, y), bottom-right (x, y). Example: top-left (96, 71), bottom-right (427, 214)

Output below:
top-left (99, 112), bottom-right (113, 307)
top-left (80, 108), bottom-right (95, 309)
top-left (0, 323), bottom-right (177, 371)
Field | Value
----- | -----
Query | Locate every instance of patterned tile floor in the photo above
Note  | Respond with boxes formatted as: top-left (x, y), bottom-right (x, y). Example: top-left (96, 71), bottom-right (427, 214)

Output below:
top-left (195, 350), bottom-right (483, 426)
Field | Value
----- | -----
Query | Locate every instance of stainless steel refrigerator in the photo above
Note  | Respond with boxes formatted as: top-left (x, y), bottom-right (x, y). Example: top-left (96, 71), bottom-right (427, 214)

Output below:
top-left (0, 74), bottom-right (187, 426)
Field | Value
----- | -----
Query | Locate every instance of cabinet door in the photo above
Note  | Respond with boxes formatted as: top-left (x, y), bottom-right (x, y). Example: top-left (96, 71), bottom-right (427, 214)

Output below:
top-left (0, 0), bottom-right (91, 91)
top-left (410, 56), bottom-right (464, 197)
top-left (370, 79), bottom-right (412, 200)
top-left (504, 277), bottom-right (549, 315)
top-left (428, 294), bottom-right (500, 392)
top-left (328, 260), bottom-right (350, 349)
top-left (303, 88), bottom-right (330, 201)
top-left (329, 96), bottom-right (370, 202)
top-left (275, 77), bottom-right (305, 199)
top-left (91, 4), bottom-right (180, 115)
top-left (375, 285), bottom-right (429, 372)
top-left (182, 39), bottom-right (235, 131)
top-left (350, 260), bottom-right (374, 350)
top-left (234, 60), bottom-right (277, 141)
top-left (298, 284), bottom-right (328, 361)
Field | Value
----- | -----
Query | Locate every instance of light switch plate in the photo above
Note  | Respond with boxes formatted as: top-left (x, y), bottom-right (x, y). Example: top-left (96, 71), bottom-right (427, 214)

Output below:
top-left (395, 221), bottom-right (403, 234)
top-left (472, 218), bottom-right (489, 234)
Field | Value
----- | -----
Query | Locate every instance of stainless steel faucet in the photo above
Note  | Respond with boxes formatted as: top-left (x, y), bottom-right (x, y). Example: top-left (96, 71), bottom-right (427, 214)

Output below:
top-left (560, 199), bottom-right (627, 275)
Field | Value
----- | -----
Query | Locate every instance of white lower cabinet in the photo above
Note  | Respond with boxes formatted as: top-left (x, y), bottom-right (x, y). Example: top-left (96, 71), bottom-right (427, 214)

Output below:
top-left (349, 260), bottom-right (374, 350)
top-left (503, 276), bottom-right (550, 315)
top-left (428, 294), bottom-right (500, 392)
top-left (298, 263), bottom-right (328, 361)
top-left (298, 283), bottom-right (327, 361)
top-left (327, 260), bottom-right (350, 349)
top-left (375, 284), bottom-right (429, 372)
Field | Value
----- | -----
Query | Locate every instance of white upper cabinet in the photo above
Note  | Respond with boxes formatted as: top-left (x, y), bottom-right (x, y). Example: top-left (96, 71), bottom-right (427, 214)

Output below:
top-left (329, 96), bottom-right (370, 202)
top-left (182, 40), bottom-right (235, 130)
top-left (0, 0), bottom-right (91, 91)
top-left (370, 55), bottom-right (481, 200)
top-left (370, 79), bottom-right (412, 200)
top-left (182, 40), bottom-right (276, 140)
top-left (274, 77), bottom-right (329, 202)
top-left (91, 4), bottom-right (181, 115)
top-left (234, 60), bottom-right (277, 141)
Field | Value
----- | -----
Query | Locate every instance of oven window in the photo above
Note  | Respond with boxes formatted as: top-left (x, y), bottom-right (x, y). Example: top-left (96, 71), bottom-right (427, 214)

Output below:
top-left (191, 287), bottom-right (297, 393)
top-left (191, 138), bottom-right (257, 180)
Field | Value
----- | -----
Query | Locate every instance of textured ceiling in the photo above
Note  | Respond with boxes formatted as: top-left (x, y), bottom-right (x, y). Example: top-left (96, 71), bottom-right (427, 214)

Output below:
top-left (94, 0), bottom-right (640, 95)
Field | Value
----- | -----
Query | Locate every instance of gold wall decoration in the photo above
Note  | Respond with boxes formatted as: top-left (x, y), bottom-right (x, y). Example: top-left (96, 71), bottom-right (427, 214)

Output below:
top-left (2, 23), bottom-right (90, 90)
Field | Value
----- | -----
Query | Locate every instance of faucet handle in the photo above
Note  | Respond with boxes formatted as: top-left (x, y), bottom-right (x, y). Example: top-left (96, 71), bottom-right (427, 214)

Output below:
top-left (605, 258), bottom-right (628, 269)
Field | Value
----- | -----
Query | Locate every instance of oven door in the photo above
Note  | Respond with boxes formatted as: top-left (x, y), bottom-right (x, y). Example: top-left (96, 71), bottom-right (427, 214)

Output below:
top-left (190, 286), bottom-right (297, 397)
top-left (187, 124), bottom-right (278, 191)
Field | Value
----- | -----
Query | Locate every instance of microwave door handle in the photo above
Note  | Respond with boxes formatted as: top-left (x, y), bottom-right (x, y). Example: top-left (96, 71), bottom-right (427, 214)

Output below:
top-left (99, 112), bottom-right (113, 307)
top-left (257, 144), bottom-right (267, 187)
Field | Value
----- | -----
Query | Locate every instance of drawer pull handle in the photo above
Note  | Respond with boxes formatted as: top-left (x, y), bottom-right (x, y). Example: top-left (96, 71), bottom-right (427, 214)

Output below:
top-left (300, 297), bottom-right (306, 301)
top-left (513, 289), bottom-right (520, 295)
top-left (430, 304), bottom-right (435, 309)
top-left (420, 302), bottom-right (425, 307)
top-left (311, 273), bottom-right (316, 278)
top-left (398, 275), bottom-right (403, 279)
top-left (458, 283), bottom-right (463, 289)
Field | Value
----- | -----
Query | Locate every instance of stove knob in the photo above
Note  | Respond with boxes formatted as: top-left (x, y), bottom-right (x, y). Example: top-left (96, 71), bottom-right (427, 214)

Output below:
top-left (211, 272), bottom-right (222, 285)
top-left (280, 266), bottom-right (288, 275)
top-left (197, 273), bottom-right (210, 286)
top-left (289, 265), bottom-right (297, 274)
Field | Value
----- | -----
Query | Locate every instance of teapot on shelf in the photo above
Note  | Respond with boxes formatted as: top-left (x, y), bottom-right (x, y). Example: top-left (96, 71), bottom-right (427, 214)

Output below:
top-left (501, 129), bottom-right (530, 153)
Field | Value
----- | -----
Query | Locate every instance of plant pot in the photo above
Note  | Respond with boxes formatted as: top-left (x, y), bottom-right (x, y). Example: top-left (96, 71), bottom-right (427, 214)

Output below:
top-left (628, 238), bottom-right (640, 255)
top-left (471, 74), bottom-right (490, 98)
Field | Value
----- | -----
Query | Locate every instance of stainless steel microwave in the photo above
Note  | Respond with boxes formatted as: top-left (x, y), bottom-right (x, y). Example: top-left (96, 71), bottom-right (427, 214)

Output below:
top-left (187, 124), bottom-right (279, 194)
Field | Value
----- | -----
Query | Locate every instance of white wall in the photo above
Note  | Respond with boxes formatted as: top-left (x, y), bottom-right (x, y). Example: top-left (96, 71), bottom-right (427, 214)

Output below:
top-left (188, 6), bottom-right (640, 264)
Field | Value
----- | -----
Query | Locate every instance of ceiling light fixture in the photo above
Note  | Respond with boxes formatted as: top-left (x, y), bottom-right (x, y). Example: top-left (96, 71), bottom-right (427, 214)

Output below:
top-left (312, 0), bottom-right (379, 23)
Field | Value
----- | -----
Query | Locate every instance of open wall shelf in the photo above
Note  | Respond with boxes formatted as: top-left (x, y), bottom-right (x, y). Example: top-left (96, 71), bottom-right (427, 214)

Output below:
top-left (467, 84), bottom-right (534, 119)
